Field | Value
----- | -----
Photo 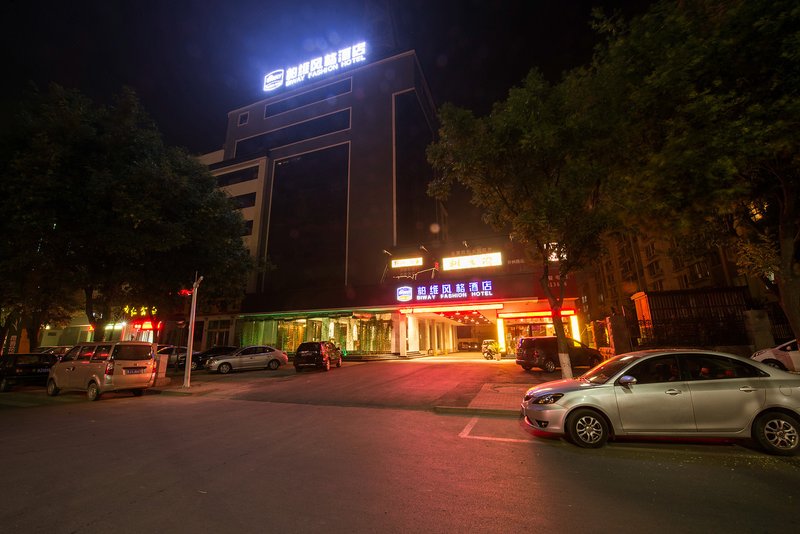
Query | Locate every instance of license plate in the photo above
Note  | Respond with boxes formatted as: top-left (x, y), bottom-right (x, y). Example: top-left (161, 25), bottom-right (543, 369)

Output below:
top-left (125, 368), bottom-right (145, 375)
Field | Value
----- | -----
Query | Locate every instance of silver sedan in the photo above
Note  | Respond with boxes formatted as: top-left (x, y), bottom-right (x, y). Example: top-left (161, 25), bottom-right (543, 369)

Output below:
top-left (521, 349), bottom-right (800, 455)
top-left (206, 345), bottom-right (288, 374)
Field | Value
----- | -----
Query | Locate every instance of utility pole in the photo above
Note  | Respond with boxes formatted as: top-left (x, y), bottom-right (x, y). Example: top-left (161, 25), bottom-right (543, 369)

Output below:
top-left (182, 274), bottom-right (203, 388)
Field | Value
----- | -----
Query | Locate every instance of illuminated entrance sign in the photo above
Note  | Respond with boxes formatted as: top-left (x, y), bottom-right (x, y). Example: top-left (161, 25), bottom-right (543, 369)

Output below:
top-left (396, 279), bottom-right (494, 303)
top-left (391, 257), bottom-right (423, 268)
top-left (263, 42), bottom-right (367, 92)
top-left (442, 252), bottom-right (502, 271)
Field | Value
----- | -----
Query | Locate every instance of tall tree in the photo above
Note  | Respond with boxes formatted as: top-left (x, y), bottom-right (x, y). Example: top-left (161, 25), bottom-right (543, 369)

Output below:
top-left (589, 0), bottom-right (800, 340)
top-left (427, 71), bottom-right (614, 378)
top-left (0, 85), bottom-right (252, 343)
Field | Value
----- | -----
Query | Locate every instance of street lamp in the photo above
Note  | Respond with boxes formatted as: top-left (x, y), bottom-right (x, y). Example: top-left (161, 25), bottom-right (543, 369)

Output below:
top-left (182, 274), bottom-right (203, 388)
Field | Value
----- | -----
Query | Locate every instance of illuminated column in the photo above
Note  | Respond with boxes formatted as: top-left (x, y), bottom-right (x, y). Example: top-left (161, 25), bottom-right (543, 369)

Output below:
top-left (570, 315), bottom-right (581, 342)
top-left (391, 312), bottom-right (406, 356)
top-left (407, 315), bottom-right (419, 353)
top-left (496, 318), bottom-right (506, 354)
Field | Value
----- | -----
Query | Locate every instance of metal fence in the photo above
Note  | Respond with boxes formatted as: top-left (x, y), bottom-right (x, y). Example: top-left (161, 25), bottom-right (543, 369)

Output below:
top-left (635, 317), bottom-right (748, 348)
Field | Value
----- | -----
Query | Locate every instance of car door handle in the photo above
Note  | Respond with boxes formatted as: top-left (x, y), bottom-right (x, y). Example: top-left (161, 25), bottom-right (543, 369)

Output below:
top-left (665, 389), bottom-right (682, 395)
top-left (739, 386), bottom-right (757, 393)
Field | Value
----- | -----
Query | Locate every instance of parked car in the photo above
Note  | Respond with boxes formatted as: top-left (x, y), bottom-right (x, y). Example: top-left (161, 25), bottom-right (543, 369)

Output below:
top-left (157, 345), bottom-right (189, 367)
top-left (178, 346), bottom-right (238, 370)
top-left (458, 341), bottom-right (480, 351)
top-left (0, 353), bottom-right (58, 392)
top-left (205, 345), bottom-right (288, 374)
top-left (751, 339), bottom-right (798, 372)
top-left (515, 336), bottom-right (602, 372)
top-left (31, 346), bottom-right (73, 360)
top-left (520, 349), bottom-right (800, 456)
top-left (294, 341), bottom-right (342, 372)
top-left (47, 341), bottom-right (156, 401)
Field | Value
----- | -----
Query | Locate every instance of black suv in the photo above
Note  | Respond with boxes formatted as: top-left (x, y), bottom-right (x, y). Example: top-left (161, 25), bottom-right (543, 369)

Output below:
top-left (0, 353), bottom-right (57, 392)
top-left (294, 341), bottom-right (342, 372)
top-left (515, 336), bottom-right (602, 373)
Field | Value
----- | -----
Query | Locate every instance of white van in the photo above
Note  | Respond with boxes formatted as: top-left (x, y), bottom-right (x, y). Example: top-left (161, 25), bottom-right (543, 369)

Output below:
top-left (47, 341), bottom-right (156, 400)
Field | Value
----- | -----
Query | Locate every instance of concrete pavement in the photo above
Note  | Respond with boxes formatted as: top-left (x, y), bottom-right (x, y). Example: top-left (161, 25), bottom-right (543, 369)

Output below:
top-left (153, 353), bottom-right (544, 416)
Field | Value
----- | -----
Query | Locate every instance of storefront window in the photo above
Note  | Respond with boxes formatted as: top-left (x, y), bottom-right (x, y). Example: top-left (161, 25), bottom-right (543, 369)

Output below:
top-left (277, 320), bottom-right (306, 353)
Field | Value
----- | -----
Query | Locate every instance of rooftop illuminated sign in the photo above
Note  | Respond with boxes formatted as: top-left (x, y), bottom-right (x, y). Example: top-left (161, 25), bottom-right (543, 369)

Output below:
top-left (263, 42), bottom-right (367, 92)
top-left (391, 257), bottom-right (423, 269)
top-left (441, 252), bottom-right (502, 271)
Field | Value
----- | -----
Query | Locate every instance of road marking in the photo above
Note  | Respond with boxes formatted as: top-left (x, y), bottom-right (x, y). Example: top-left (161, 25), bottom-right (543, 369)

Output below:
top-left (459, 416), bottom-right (535, 443)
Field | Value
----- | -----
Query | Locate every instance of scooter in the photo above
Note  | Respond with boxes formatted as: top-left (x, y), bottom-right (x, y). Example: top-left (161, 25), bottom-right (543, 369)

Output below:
top-left (482, 347), bottom-right (496, 360)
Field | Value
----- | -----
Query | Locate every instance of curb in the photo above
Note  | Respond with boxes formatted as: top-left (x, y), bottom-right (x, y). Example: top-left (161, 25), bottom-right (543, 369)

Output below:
top-left (433, 406), bottom-right (521, 417)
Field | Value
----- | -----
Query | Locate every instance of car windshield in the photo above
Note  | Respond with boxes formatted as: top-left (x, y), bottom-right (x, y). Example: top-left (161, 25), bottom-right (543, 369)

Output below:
top-left (581, 353), bottom-right (646, 384)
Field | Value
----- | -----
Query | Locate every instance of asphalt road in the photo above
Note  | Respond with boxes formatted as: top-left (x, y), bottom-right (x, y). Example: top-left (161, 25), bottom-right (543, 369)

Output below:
top-left (1, 358), bottom-right (799, 533)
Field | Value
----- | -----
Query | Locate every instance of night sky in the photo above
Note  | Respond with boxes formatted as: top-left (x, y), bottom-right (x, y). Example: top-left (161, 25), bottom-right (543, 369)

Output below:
top-left (2, 0), bottom-right (651, 155)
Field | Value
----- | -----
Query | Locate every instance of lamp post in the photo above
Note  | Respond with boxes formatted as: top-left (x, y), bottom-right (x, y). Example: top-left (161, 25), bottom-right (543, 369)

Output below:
top-left (182, 274), bottom-right (203, 389)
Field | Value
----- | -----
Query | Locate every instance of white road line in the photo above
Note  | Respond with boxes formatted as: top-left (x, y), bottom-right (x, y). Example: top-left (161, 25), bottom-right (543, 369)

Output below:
top-left (459, 416), bottom-right (535, 443)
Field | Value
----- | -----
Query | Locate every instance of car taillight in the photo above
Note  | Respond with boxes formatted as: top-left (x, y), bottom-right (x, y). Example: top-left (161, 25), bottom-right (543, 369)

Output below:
top-left (105, 362), bottom-right (115, 376)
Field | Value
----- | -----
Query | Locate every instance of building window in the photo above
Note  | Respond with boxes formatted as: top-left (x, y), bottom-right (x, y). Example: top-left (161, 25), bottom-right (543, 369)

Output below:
top-left (242, 220), bottom-right (253, 236)
top-left (265, 144), bottom-right (348, 290)
top-left (216, 166), bottom-right (259, 187)
top-left (647, 260), bottom-right (662, 278)
top-left (265, 78), bottom-right (351, 117)
top-left (644, 242), bottom-right (656, 259)
top-left (235, 109), bottom-right (350, 158)
top-left (238, 112), bottom-right (249, 126)
top-left (231, 192), bottom-right (257, 209)
top-left (207, 320), bottom-right (231, 346)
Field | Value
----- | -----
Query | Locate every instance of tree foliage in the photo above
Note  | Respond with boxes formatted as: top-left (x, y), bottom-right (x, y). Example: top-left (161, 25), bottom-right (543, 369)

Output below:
top-left (589, 0), bottom-right (800, 340)
top-left (0, 84), bottom-right (252, 345)
top-left (427, 71), bottom-right (615, 377)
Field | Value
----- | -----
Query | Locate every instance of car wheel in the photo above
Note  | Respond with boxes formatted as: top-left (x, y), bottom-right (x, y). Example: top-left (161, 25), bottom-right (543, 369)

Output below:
top-left (324, 358), bottom-right (331, 371)
top-left (268, 359), bottom-right (280, 370)
top-left (191, 361), bottom-right (198, 371)
top-left (542, 359), bottom-right (557, 373)
top-left (87, 382), bottom-right (101, 401)
top-left (566, 408), bottom-right (609, 448)
top-left (218, 363), bottom-right (232, 374)
top-left (754, 411), bottom-right (800, 456)
top-left (0, 378), bottom-right (10, 392)
top-left (132, 389), bottom-right (144, 397)
top-left (47, 379), bottom-right (60, 396)
top-left (521, 364), bottom-right (533, 371)
top-left (761, 359), bottom-right (787, 371)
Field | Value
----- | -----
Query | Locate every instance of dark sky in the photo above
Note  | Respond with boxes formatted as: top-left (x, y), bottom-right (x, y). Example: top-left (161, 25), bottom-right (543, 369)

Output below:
top-left (2, 0), bottom-right (651, 155)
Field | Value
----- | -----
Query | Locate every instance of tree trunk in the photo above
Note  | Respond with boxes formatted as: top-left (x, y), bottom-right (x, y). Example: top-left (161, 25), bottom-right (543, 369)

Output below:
top-left (540, 264), bottom-right (573, 379)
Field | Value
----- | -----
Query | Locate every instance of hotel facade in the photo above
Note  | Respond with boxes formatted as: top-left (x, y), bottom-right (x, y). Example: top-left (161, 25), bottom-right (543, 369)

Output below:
top-left (187, 43), bottom-right (584, 356)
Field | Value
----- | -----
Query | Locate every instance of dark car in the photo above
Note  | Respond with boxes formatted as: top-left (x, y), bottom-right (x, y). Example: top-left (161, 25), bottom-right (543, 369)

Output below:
top-left (515, 336), bottom-right (602, 373)
top-left (294, 341), bottom-right (342, 372)
top-left (177, 346), bottom-right (238, 370)
top-left (0, 353), bottom-right (58, 392)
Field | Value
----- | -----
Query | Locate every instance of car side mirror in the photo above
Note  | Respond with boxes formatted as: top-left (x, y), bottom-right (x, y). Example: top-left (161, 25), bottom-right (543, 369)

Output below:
top-left (618, 375), bottom-right (637, 388)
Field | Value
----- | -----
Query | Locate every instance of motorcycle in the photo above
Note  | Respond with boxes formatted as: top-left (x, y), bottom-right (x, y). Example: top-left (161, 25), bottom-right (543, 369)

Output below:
top-left (482, 347), bottom-right (496, 360)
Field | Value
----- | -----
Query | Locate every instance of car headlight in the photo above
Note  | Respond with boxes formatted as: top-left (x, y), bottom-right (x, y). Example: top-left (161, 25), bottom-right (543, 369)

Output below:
top-left (533, 393), bottom-right (564, 405)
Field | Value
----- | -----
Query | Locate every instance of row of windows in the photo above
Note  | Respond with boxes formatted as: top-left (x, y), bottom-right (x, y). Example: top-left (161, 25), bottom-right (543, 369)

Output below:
top-left (235, 109), bottom-right (350, 159)
top-left (216, 166), bottom-right (259, 187)
top-left (237, 78), bottom-right (352, 127)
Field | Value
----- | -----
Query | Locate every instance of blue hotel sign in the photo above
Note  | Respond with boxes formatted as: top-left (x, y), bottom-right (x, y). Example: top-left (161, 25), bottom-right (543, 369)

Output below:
top-left (396, 280), bottom-right (494, 303)
top-left (263, 42), bottom-right (367, 92)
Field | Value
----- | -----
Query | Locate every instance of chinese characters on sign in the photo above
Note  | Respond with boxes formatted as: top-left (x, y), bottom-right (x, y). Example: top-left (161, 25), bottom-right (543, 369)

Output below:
top-left (263, 42), bottom-right (367, 92)
top-left (441, 252), bottom-right (502, 271)
top-left (123, 305), bottom-right (158, 318)
top-left (396, 280), bottom-right (494, 303)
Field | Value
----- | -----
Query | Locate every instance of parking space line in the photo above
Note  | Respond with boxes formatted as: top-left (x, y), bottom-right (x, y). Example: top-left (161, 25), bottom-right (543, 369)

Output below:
top-left (459, 416), bottom-right (535, 443)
